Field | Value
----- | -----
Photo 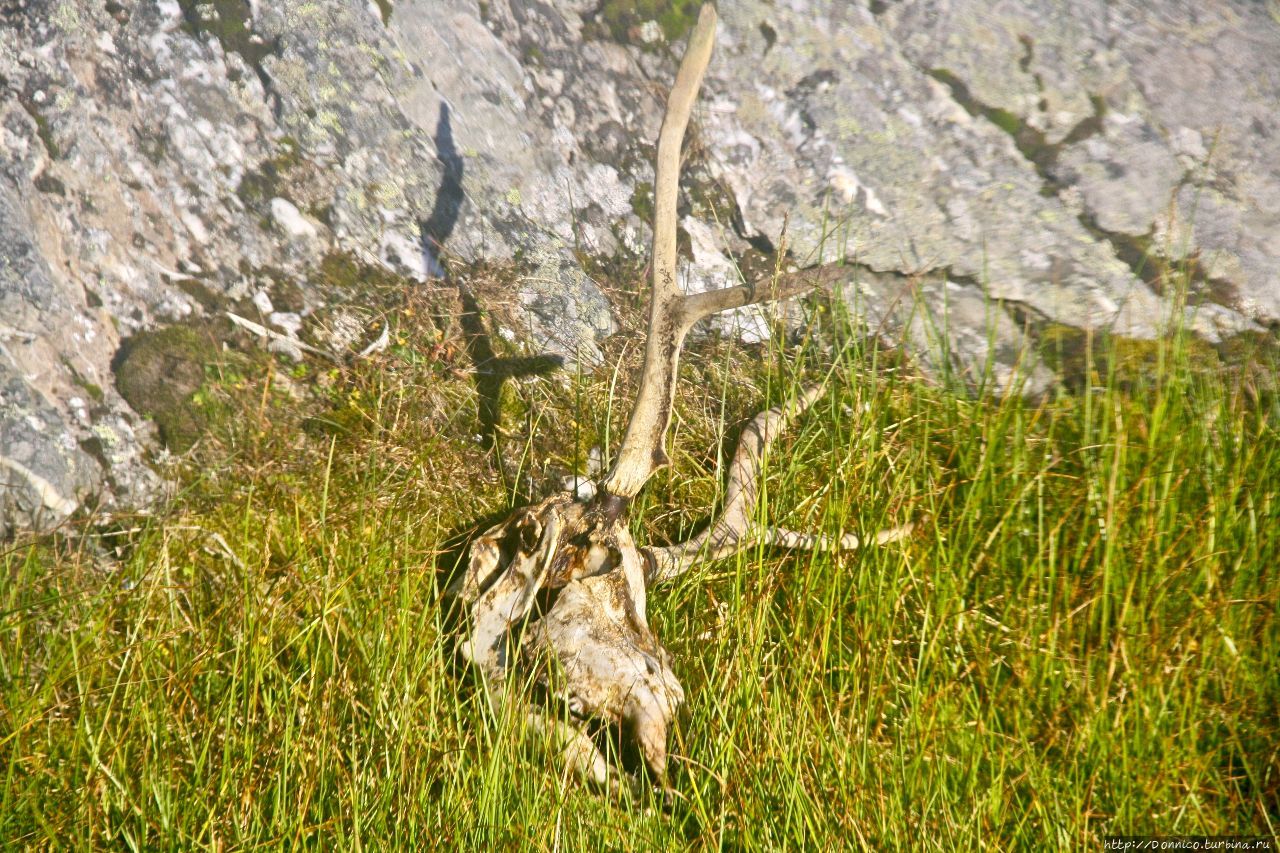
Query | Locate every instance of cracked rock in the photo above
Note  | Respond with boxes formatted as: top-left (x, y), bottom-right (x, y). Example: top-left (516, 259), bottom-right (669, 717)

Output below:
top-left (2, 0), bottom-right (1278, 535)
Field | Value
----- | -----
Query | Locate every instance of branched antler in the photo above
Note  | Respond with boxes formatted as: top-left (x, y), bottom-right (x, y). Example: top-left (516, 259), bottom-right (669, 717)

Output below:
top-left (452, 3), bottom-right (909, 792)
top-left (598, 10), bottom-right (851, 503)
top-left (643, 385), bottom-right (914, 585)
top-left (597, 5), bottom-right (718, 503)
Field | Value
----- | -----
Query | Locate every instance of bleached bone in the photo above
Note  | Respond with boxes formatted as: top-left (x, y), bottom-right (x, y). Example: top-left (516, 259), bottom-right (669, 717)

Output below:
top-left (643, 385), bottom-right (914, 585)
top-left (451, 4), bottom-right (908, 790)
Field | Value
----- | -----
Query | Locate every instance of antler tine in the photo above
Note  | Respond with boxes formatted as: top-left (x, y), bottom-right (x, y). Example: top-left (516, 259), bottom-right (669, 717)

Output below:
top-left (644, 385), bottom-right (912, 583)
top-left (599, 4), bottom-right (718, 503)
top-left (678, 263), bottom-right (851, 334)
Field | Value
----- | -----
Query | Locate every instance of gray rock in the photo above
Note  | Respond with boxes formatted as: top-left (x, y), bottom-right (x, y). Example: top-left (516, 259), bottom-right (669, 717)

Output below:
top-left (705, 3), bottom-right (1166, 340)
top-left (0, 371), bottom-right (98, 538)
top-left (518, 246), bottom-right (617, 367)
top-left (0, 176), bottom-right (157, 535)
top-left (1052, 112), bottom-right (1182, 238)
top-left (878, 0), bottom-right (1280, 327)
top-left (839, 269), bottom-right (1055, 398)
top-left (1, 0), bottom-right (1278, 534)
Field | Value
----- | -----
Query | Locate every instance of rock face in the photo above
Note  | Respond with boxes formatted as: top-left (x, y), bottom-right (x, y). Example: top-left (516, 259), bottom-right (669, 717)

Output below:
top-left (0, 0), bottom-right (1276, 534)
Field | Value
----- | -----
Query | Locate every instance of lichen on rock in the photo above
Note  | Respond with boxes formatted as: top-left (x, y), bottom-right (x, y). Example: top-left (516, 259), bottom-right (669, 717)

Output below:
top-left (1, 0), bottom-right (1278, 535)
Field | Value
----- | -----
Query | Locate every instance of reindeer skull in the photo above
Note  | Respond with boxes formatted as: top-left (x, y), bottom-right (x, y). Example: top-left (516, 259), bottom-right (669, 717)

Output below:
top-left (454, 494), bottom-right (684, 789)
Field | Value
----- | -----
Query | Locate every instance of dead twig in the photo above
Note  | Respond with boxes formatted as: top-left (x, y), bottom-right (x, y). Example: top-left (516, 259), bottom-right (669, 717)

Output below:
top-left (225, 311), bottom-right (341, 363)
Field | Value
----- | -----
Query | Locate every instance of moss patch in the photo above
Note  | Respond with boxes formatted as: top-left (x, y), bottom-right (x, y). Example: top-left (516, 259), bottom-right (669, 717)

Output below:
top-left (19, 96), bottom-right (61, 160)
top-left (684, 168), bottom-right (741, 224)
top-left (113, 326), bottom-right (227, 452)
top-left (236, 137), bottom-right (304, 207)
top-left (64, 360), bottom-right (106, 405)
top-left (177, 0), bottom-right (278, 82)
top-left (33, 172), bottom-right (65, 195)
top-left (175, 276), bottom-right (227, 312)
top-left (590, 0), bottom-right (701, 47)
top-left (301, 404), bottom-right (368, 439)
top-left (311, 251), bottom-right (423, 312)
top-left (629, 181), bottom-right (654, 223)
top-left (1037, 323), bottom-right (1225, 392)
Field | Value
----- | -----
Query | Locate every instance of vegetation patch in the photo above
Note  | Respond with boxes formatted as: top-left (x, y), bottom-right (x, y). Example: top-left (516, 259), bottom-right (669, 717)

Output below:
top-left (32, 172), bottom-right (65, 195)
top-left (111, 324), bottom-right (245, 452)
top-left (629, 180), bottom-right (654, 223)
top-left (235, 137), bottom-right (304, 207)
top-left (174, 275), bottom-right (227, 312)
top-left (177, 0), bottom-right (278, 83)
top-left (1035, 322), bottom-right (1279, 404)
top-left (589, 0), bottom-right (702, 47)
top-left (6, 270), bottom-right (1278, 846)
top-left (19, 96), bottom-right (61, 160)
top-left (63, 359), bottom-right (106, 405)
top-left (313, 249), bottom-right (408, 298)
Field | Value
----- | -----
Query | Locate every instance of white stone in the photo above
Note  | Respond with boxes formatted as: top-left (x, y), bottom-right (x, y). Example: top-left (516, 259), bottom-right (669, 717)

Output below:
top-left (638, 20), bottom-right (663, 44)
top-left (269, 312), bottom-right (302, 336)
top-left (270, 198), bottom-right (319, 240)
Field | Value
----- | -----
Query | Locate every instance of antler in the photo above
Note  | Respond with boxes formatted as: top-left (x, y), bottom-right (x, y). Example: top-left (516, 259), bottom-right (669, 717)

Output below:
top-left (643, 385), bottom-right (913, 584)
top-left (599, 7), bottom-right (854, 505)
top-left (453, 2), bottom-right (909, 792)
top-left (598, 4), bottom-right (719, 502)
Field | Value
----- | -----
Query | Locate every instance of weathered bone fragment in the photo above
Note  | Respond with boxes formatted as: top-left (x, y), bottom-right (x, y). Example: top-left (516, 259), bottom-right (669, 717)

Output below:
top-left (451, 3), bottom-right (909, 790)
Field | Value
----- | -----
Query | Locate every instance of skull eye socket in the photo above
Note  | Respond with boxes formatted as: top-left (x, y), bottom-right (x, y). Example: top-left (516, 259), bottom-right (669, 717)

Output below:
top-left (518, 515), bottom-right (543, 553)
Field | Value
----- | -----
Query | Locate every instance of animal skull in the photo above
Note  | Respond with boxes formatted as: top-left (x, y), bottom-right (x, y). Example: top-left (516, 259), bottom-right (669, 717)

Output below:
top-left (450, 5), bottom-right (909, 791)
top-left (454, 494), bottom-right (683, 788)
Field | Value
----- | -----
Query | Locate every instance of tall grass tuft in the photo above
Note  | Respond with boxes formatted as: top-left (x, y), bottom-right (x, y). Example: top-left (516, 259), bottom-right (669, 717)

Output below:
top-left (2, 284), bottom-right (1276, 849)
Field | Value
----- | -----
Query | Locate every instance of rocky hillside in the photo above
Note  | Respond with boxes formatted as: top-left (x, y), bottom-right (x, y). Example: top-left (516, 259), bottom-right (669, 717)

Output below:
top-left (1, 0), bottom-right (1277, 536)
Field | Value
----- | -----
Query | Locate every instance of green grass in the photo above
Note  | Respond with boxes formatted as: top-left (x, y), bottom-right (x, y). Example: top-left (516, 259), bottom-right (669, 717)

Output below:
top-left (1, 278), bottom-right (1277, 849)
